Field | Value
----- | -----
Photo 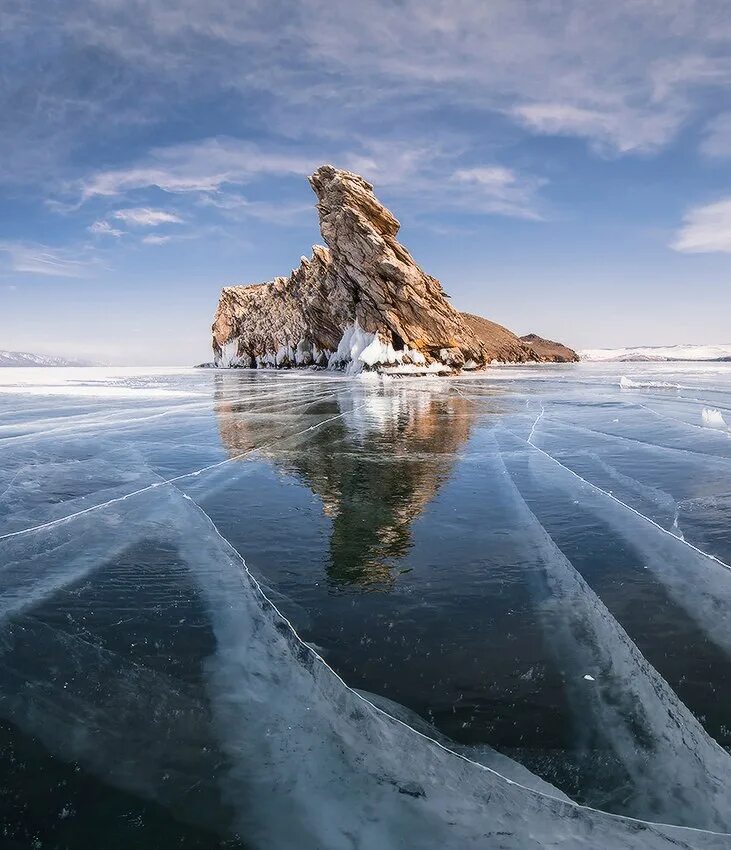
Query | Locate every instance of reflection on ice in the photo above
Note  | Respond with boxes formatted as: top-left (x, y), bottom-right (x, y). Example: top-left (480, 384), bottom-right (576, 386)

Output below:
top-left (215, 381), bottom-right (478, 586)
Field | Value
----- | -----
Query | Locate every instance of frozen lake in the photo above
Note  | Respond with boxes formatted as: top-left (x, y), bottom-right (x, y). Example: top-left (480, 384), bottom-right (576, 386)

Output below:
top-left (1, 363), bottom-right (731, 848)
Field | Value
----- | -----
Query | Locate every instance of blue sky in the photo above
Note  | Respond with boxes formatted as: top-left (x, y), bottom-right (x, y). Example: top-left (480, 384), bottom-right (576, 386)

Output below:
top-left (3, 0), bottom-right (731, 364)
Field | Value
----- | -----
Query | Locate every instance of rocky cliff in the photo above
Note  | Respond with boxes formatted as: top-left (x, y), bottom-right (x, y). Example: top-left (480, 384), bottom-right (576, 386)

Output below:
top-left (519, 333), bottom-right (579, 363)
top-left (460, 313), bottom-right (535, 363)
top-left (212, 165), bottom-right (573, 372)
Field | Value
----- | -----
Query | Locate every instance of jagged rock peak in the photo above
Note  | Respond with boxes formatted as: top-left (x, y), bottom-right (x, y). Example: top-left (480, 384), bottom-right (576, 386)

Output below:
top-left (212, 164), bottom-right (572, 373)
top-left (309, 165), bottom-right (401, 241)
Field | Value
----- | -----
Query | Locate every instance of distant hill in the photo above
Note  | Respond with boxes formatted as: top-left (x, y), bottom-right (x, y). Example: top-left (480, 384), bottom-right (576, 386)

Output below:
top-left (581, 344), bottom-right (731, 362)
top-left (520, 333), bottom-right (579, 363)
top-left (0, 350), bottom-right (97, 367)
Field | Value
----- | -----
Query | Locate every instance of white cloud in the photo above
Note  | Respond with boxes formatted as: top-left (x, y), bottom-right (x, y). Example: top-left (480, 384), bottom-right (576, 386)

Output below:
top-left (453, 167), bottom-right (516, 188)
top-left (198, 193), bottom-right (312, 225)
top-left (141, 234), bottom-right (172, 245)
top-left (77, 138), bottom-right (319, 201)
top-left (290, 0), bottom-right (731, 155)
top-left (7, 0), bottom-right (731, 195)
top-left (451, 166), bottom-right (545, 219)
top-left (89, 220), bottom-right (124, 237)
top-left (511, 103), bottom-right (678, 154)
top-left (112, 207), bottom-right (183, 226)
top-left (0, 241), bottom-right (97, 277)
top-left (69, 135), bottom-right (545, 221)
top-left (672, 199), bottom-right (731, 253)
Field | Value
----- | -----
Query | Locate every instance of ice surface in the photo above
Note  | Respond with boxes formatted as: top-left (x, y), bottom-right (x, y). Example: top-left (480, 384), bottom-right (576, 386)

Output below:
top-left (2, 364), bottom-right (731, 848)
top-left (0, 365), bottom-right (203, 397)
top-left (2, 487), bottom-right (727, 848)
top-left (491, 433), bottom-right (731, 830)
top-left (515, 430), bottom-right (731, 659)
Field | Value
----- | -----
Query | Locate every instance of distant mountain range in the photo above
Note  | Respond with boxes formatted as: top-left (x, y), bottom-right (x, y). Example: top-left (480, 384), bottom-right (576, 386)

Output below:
top-left (0, 350), bottom-right (97, 367)
top-left (580, 344), bottom-right (731, 362)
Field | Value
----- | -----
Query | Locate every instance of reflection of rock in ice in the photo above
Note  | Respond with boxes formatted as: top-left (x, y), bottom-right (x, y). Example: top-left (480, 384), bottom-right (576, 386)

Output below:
top-left (487, 434), bottom-right (731, 831)
top-left (216, 381), bottom-right (479, 587)
top-left (1, 489), bottom-right (728, 848)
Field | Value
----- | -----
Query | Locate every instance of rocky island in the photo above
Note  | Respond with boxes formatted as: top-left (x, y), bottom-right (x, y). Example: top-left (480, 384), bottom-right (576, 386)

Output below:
top-left (212, 165), bottom-right (577, 373)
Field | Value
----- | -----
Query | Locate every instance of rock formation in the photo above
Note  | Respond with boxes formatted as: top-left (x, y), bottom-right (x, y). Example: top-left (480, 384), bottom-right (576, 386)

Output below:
top-left (460, 313), bottom-right (535, 363)
top-left (519, 333), bottom-right (579, 363)
top-left (212, 165), bottom-right (574, 372)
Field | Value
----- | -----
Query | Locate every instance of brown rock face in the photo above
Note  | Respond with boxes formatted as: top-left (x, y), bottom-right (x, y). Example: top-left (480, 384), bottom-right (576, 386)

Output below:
top-left (520, 333), bottom-right (579, 363)
top-left (460, 313), bottom-right (534, 363)
top-left (212, 165), bottom-right (573, 371)
top-left (461, 317), bottom-right (579, 363)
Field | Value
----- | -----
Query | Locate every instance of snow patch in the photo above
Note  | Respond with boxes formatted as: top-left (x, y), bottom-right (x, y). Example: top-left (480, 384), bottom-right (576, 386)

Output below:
top-left (328, 323), bottom-right (378, 374)
top-left (619, 376), bottom-right (678, 390)
top-left (702, 407), bottom-right (727, 428)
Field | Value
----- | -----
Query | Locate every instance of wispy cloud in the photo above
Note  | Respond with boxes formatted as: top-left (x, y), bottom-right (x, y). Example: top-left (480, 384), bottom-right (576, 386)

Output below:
top-left (511, 103), bottom-right (678, 155)
top-left (112, 207), bottom-right (183, 226)
top-left (68, 134), bottom-right (546, 222)
top-left (5, 0), bottom-right (731, 201)
top-left (76, 139), bottom-right (320, 201)
top-left (672, 199), bottom-right (731, 253)
top-left (89, 220), bottom-right (124, 237)
top-left (198, 192), bottom-right (313, 225)
top-left (0, 241), bottom-right (98, 277)
top-left (451, 166), bottom-right (545, 220)
top-left (141, 234), bottom-right (172, 245)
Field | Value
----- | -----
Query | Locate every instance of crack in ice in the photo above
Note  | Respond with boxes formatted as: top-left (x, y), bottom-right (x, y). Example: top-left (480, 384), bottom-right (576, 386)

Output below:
top-left (0, 385), bottom-right (339, 447)
top-left (540, 414), bottom-right (731, 464)
top-left (527, 404), bottom-right (545, 445)
top-left (170, 478), bottom-right (731, 841)
top-left (510, 429), bottom-right (731, 575)
top-left (0, 401), bottom-right (368, 542)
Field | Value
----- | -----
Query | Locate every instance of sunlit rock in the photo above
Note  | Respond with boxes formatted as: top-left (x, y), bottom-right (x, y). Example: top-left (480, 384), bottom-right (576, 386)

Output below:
top-left (212, 165), bottom-right (575, 373)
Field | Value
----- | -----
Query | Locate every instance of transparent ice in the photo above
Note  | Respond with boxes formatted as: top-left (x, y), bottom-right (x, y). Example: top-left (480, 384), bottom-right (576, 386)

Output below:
top-left (1, 363), bottom-right (731, 848)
